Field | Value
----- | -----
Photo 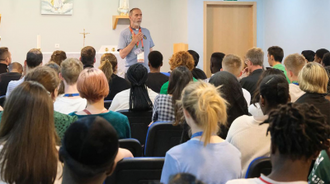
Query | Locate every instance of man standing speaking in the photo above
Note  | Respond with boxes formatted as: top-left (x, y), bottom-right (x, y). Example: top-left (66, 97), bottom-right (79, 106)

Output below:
top-left (118, 8), bottom-right (154, 71)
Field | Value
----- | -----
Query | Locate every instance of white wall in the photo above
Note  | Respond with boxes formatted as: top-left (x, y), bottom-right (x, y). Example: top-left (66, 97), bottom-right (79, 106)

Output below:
top-left (0, 0), bottom-right (189, 72)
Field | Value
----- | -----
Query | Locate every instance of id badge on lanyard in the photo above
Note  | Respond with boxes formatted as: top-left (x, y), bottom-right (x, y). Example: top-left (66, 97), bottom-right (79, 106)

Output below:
top-left (130, 27), bottom-right (144, 63)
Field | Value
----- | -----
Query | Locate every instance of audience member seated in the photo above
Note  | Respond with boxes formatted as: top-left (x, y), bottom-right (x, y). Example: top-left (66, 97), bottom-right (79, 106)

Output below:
top-left (0, 62), bottom-right (22, 96)
top-left (152, 66), bottom-right (193, 123)
top-left (146, 51), bottom-right (169, 93)
top-left (0, 81), bottom-right (62, 184)
top-left (23, 66), bottom-right (78, 141)
top-left (80, 46), bottom-right (96, 68)
top-left (188, 50), bottom-right (207, 80)
top-left (54, 58), bottom-right (87, 114)
top-left (110, 63), bottom-right (158, 112)
top-left (226, 74), bottom-right (290, 176)
top-left (6, 48), bottom-right (43, 98)
top-left (322, 52), bottom-right (330, 100)
top-left (69, 68), bottom-right (131, 139)
top-left (45, 61), bottom-right (61, 74)
top-left (209, 71), bottom-right (248, 139)
top-left (227, 103), bottom-right (330, 184)
top-left (283, 53), bottom-right (306, 102)
top-left (267, 46), bottom-right (290, 83)
top-left (240, 47), bottom-right (264, 96)
top-left (160, 51), bottom-right (196, 94)
top-left (295, 62), bottom-right (330, 126)
top-left (309, 147), bottom-right (330, 184)
top-left (314, 48), bottom-right (329, 63)
top-left (100, 53), bottom-right (131, 100)
top-left (301, 50), bottom-right (315, 62)
top-left (0, 47), bottom-right (11, 74)
top-left (222, 54), bottom-right (251, 104)
top-left (50, 50), bottom-right (67, 66)
top-left (248, 69), bottom-right (286, 119)
top-left (160, 81), bottom-right (241, 184)
top-left (60, 116), bottom-right (133, 184)
top-left (169, 173), bottom-right (205, 184)
top-left (210, 52), bottom-right (225, 75)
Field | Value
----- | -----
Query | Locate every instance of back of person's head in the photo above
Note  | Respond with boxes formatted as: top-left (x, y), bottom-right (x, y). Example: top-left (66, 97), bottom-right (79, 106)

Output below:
top-left (315, 48), bottom-right (329, 62)
top-left (0, 81), bottom-right (58, 184)
top-left (45, 61), bottom-right (61, 74)
top-left (169, 51), bottom-right (194, 71)
top-left (283, 53), bottom-right (306, 77)
top-left (322, 52), bottom-right (330, 67)
top-left (187, 50), bottom-right (200, 67)
top-left (177, 81), bottom-right (227, 146)
top-left (251, 68), bottom-right (286, 105)
top-left (222, 54), bottom-right (243, 77)
top-left (81, 46), bottom-right (96, 67)
top-left (245, 47), bottom-right (264, 66)
top-left (168, 66), bottom-right (193, 105)
top-left (299, 62), bottom-right (328, 94)
top-left (8, 62), bottom-right (23, 74)
top-left (24, 66), bottom-right (60, 100)
top-left (26, 48), bottom-right (43, 68)
top-left (267, 46), bottom-right (284, 63)
top-left (148, 51), bottom-right (163, 69)
top-left (169, 173), bottom-right (205, 184)
top-left (77, 68), bottom-right (109, 103)
top-left (99, 59), bottom-right (113, 82)
top-left (61, 58), bottom-right (84, 85)
top-left (60, 116), bottom-right (119, 182)
top-left (101, 53), bottom-right (117, 72)
top-left (0, 47), bottom-right (10, 63)
top-left (50, 50), bottom-right (67, 66)
top-left (265, 103), bottom-right (330, 160)
top-left (210, 52), bottom-right (225, 74)
top-left (127, 63), bottom-right (153, 111)
top-left (259, 75), bottom-right (289, 111)
top-left (301, 50), bottom-right (315, 62)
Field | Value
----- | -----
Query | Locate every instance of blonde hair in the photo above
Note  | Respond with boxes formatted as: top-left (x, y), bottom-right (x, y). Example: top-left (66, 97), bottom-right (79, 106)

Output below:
top-left (299, 62), bottom-right (328, 94)
top-left (222, 54), bottom-right (243, 77)
top-left (246, 47), bottom-right (264, 66)
top-left (176, 81), bottom-right (227, 146)
top-left (169, 51), bottom-right (195, 71)
top-left (99, 60), bottom-right (113, 82)
top-left (61, 58), bottom-right (83, 85)
top-left (100, 53), bottom-right (117, 72)
top-left (283, 54), bottom-right (306, 77)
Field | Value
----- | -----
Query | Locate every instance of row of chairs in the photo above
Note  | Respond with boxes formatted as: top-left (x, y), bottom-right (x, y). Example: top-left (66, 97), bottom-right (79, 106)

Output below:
top-left (104, 157), bottom-right (272, 184)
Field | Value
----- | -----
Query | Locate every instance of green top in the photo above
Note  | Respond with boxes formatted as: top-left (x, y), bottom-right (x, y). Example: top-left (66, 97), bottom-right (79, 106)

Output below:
top-left (309, 150), bottom-right (330, 184)
top-left (69, 111), bottom-right (131, 139)
top-left (273, 63), bottom-right (291, 84)
top-left (0, 111), bottom-right (77, 142)
top-left (160, 77), bottom-right (198, 94)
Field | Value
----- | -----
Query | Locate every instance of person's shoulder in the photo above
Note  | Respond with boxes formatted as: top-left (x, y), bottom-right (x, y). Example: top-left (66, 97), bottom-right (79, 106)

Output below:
top-left (120, 27), bottom-right (130, 33)
top-left (141, 27), bottom-right (150, 33)
top-left (54, 111), bottom-right (78, 122)
top-left (226, 178), bottom-right (259, 184)
top-left (107, 110), bottom-right (128, 120)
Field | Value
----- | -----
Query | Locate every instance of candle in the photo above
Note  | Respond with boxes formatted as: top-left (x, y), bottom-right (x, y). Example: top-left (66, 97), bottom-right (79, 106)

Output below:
top-left (37, 35), bottom-right (41, 49)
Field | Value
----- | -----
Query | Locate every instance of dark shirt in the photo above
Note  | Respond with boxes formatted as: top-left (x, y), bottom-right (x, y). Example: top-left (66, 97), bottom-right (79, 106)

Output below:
top-left (192, 68), bottom-right (207, 80)
top-left (0, 63), bottom-right (8, 74)
top-left (105, 74), bottom-right (131, 100)
top-left (146, 72), bottom-right (169, 93)
top-left (240, 69), bottom-right (263, 96)
top-left (295, 93), bottom-right (330, 127)
top-left (0, 72), bottom-right (22, 96)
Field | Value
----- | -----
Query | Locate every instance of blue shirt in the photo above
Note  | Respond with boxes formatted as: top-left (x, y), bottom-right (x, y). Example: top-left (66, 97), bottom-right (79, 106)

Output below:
top-left (118, 27), bottom-right (154, 69)
top-left (160, 139), bottom-right (242, 184)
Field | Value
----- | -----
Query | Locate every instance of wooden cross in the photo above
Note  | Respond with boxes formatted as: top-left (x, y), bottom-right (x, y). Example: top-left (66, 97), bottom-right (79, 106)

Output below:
top-left (80, 29), bottom-right (90, 47)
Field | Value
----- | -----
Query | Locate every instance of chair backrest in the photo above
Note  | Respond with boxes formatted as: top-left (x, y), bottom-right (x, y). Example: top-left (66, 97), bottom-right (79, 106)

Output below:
top-left (245, 157), bottom-right (272, 178)
top-left (144, 122), bottom-right (182, 157)
top-left (119, 138), bottom-right (143, 157)
top-left (105, 157), bottom-right (164, 184)
top-left (104, 100), bottom-right (112, 109)
top-left (117, 109), bottom-right (152, 145)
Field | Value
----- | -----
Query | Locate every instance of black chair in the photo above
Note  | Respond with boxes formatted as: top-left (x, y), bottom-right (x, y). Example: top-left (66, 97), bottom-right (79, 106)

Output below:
top-left (104, 100), bottom-right (112, 109)
top-left (105, 157), bottom-right (164, 184)
top-left (144, 121), bottom-right (182, 157)
top-left (0, 95), bottom-right (5, 107)
top-left (117, 109), bottom-right (152, 145)
top-left (119, 138), bottom-right (143, 157)
top-left (245, 157), bottom-right (272, 178)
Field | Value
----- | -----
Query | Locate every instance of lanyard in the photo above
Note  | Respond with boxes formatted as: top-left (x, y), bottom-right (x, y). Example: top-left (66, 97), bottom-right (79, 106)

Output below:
top-left (63, 93), bottom-right (80, 97)
top-left (129, 27), bottom-right (144, 49)
top-left (292, 81), bottom-right (299, 86)
top-left (191, 131), bottom-right (203, 139)
top-left (259, 177), bottom-right (272, 184)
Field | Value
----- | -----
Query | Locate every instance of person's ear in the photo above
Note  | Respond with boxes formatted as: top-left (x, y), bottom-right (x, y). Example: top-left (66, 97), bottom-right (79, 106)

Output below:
top-left (94, 58), bottom-right (96, 64)
top-left (183, 108), bottom-right (191, 119)
top-left (220, 68), bottom-right (223, 71)
top-left (59, 73), bottom-right (64, 80)
top-left (148, 63), bottom-right (151, 67)
top-left (79, 57), bottom-right (82, 61)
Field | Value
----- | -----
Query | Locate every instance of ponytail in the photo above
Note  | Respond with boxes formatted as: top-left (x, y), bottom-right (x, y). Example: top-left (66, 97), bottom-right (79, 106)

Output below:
top-left (99, 59), bottom-right (113, 82)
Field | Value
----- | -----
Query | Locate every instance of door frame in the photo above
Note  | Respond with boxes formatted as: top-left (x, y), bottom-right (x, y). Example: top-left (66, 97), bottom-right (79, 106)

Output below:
top-left (203, 1), bottom-right (257, 77)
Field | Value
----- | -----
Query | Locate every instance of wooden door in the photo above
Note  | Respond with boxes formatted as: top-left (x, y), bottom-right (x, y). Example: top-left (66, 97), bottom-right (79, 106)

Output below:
top-left (204, 1), bottom-right (256, 77)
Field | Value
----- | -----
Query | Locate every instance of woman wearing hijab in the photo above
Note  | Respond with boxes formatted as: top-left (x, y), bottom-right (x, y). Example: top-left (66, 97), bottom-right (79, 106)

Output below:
top-left (209, 71), bottom-right (249, 139)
